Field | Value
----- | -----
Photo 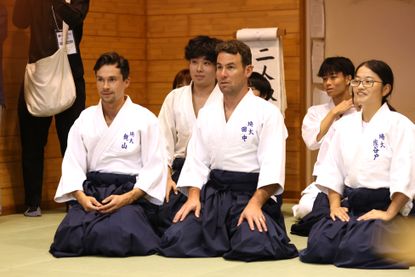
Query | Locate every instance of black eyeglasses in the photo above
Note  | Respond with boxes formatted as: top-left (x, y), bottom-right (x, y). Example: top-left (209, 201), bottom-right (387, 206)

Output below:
top-left (350, 79), bottom-right (383, 88)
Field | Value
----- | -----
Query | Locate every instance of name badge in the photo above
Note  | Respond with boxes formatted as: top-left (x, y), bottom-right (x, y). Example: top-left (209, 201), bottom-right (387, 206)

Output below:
top-left (56, 30), bottom-right (77, 55)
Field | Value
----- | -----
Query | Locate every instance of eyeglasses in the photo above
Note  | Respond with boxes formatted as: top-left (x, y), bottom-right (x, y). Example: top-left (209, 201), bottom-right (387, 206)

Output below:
top-left (350, 79), bottom-right (383, 88)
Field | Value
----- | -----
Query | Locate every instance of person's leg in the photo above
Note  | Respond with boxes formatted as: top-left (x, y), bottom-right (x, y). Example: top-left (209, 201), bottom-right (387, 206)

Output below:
top-left (83, 204), bottom-right (161, 256)
top-left (51, 202), bottom-right (162, 257)
top-left (18, 86), bottom-right (52, 215)
top-left (290, 192), bottom-right (330, 236)
top-left (159, 185), bottom-right (230, 258)
top-left (292, 182), bottom-right (320, 219)
top-left (224, 195), bottom-right (298, 261)
top-left (152, 192), bottom-right (187, 236)
top-left (299, 217), bottom-right (347, 264)
top-left (159, 213), bottom-right (209, 257)
top-left (335, 218), bottom-right (409, 269)
top-left (49, 202), bottom-right (88, 257)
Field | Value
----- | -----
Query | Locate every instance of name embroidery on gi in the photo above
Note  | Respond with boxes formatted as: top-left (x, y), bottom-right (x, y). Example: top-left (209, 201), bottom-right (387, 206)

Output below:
top-left (241, 121), bottom-right (255, 142)
top-left (121, 131), bottom-right (135, 149)
top-left (372, 133), bottom-right (386, 160)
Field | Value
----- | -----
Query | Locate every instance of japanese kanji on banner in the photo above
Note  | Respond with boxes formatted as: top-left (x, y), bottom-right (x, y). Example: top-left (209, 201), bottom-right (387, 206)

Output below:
top-left (236, 28), bottom-right (287, 115)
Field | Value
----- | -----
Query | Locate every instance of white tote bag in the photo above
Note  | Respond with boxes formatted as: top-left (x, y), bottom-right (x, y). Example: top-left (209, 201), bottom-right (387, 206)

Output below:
top-left (24, 1), bottom-right (75, 117)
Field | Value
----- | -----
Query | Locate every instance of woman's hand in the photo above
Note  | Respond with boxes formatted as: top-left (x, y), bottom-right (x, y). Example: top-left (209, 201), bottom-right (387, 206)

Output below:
top-left (330, 206), bottom-right (349, 222)
top-left (357, 209), bottom-right (394, 221)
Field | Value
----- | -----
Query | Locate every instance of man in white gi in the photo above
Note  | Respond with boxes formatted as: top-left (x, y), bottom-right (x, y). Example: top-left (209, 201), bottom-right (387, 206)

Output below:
top-left (159, 40), bottom-right (298, 261)
top-left (157, 36), bottom-right (223, 234)
top-left (291, 57), bottom-right (356, 236)
top-left (50, 52), bottom-right (167, 257)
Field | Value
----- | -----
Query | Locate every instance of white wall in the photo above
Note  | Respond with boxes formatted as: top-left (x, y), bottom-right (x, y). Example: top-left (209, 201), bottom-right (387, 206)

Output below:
top-left (325, 0), bottom-right (415, 121)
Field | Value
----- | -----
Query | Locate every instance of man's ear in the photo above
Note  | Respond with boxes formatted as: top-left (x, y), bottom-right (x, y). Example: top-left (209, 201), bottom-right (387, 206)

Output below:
top-left (346, 74), bottom-right (352, 85)
top-left (245, 64), bottom-right (254, 78)
top-left (124, 77), bottom-right (130, 88)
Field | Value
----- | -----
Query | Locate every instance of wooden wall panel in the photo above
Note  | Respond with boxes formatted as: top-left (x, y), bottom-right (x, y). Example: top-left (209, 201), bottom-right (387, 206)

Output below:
top-left (147, 0), bottom-right (299, 15)
top-left (81, 38), bottom-right (146, 60)
top-left (83, 13), bottom-right (146, 38)
top-left (147, 11), bottom-right (300, 38)
top-left (89, 0), bottom-right (145, 14)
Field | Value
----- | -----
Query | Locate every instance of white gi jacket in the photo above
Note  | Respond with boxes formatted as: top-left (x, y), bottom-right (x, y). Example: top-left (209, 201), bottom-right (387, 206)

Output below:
top-left (178, 90), bottom-right (288, 196)
top-left (54, 96), bottom-right (167, 205)
top-left (158, 82), bottom-right (223, 167)
top-left (316, 104), bottom-right (415, 215)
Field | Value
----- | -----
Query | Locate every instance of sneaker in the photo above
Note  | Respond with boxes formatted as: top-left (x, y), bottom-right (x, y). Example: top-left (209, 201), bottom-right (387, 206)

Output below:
top-left (24, 206), bottom-right (42, 217)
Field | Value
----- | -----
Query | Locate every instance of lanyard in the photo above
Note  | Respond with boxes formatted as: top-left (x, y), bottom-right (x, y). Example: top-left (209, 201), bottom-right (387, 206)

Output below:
top-left (51, 5), bottom-right (62, 32)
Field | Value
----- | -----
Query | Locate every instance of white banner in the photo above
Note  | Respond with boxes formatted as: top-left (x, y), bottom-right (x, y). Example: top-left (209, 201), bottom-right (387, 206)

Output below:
top-left (237, 27), bottom-right (287, 115)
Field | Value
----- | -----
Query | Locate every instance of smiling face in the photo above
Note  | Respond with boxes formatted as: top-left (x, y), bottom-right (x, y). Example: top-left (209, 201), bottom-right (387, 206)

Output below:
top-left (96, 64), bottom-right (130, 106)
top-left (216, 52), bottom-right (252, 97)
top-left (352, 65), bottom-right (389, 110)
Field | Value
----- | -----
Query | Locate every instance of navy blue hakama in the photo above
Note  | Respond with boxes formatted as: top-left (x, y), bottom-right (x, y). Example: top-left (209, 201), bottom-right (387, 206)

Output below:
top-left (290, 192), bottom-right (330, 237)
top-left (152, 158), bottom-right (188, 236)
top-left (299, 187), bottom-right (409, 269)
top-left (159, 169), bottom-right (298, 261)
top-left (50, 172), bottom-right (160, 257)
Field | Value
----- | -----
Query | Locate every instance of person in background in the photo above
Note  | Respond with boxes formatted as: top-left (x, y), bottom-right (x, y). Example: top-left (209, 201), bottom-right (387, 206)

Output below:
top-left (159, 40), bottom-right (298, 261)
top-left (172, 68), bottom-right (191, 89)
top-left (291, 57), bottom-right (356, 236)
top-left (248, 71), bottom-right (276, 101)
top-left (49, 52), bottom-right (166, 257)
top-left (156, 35), bottom-right (223, 235)
top-left (300, 60), bottom-right (415, 269)
top-left (13, 0), bottom-right (89, 217)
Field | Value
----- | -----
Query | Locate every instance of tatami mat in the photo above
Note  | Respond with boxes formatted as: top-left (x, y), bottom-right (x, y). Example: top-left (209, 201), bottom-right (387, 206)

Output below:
top-left (0, 204), bottom-right (413, 277)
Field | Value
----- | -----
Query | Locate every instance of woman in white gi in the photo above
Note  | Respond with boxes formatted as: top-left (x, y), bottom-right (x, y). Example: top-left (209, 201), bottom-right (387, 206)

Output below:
top-left (300, 60), bottom-right (415, 269)
top-left (159, 40), bottom-right (298, 261)
top-left (50, 52), bottom-right (167, 257)
top-left (291, 57), bottom-right (356, 236)
top-left (157, 36), bottom-right (223, 234)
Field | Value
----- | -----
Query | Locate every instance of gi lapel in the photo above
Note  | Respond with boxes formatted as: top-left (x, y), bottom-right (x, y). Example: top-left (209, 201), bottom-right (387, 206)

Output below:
top-left (89, 98), bottom-right (131, 169)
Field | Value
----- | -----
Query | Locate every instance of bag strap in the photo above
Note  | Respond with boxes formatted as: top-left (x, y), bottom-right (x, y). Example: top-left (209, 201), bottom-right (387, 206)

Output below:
top-left (51, 0), bottom-right (71, 48)
top-left (62, 0), bottom-right (71, 47)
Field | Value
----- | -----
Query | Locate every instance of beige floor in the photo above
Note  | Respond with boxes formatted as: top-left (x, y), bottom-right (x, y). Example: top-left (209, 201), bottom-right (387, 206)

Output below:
top-left (0, 204), bottom-right (413, 277)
